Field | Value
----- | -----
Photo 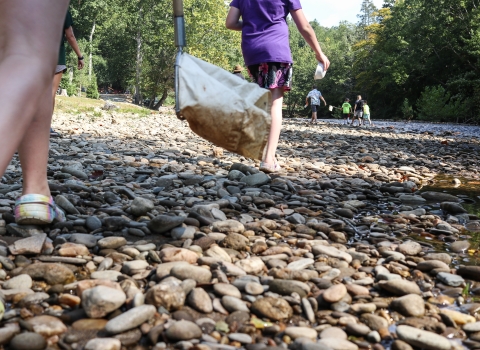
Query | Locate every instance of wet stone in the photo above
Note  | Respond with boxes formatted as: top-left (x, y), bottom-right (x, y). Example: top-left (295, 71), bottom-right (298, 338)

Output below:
top-left (436, 272), bottom-right (465, 287)
top-left (165, 320), bottom-right (202, 341)
top-left (10, 332), bottom-right (46, 350)
top-left (450, 241), bottom-right (470, 253)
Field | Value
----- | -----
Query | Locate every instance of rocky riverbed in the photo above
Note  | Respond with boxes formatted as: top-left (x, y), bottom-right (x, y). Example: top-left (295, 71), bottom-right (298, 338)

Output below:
top-left (1, 105), bottom-right (480, 350)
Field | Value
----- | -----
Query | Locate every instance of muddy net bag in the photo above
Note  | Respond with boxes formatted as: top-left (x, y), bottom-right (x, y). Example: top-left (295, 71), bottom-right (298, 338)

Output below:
top-left (177, 53), bottom-right (271, 160)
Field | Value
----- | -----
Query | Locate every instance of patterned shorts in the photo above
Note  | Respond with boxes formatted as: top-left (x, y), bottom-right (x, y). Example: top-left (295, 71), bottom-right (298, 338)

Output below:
top-left (247, 62), bottom-right (293, 91)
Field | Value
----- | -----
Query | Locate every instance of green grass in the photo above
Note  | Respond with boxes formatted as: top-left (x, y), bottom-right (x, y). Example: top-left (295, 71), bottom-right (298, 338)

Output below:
top-left (54, 96), bottom-right (154, 117)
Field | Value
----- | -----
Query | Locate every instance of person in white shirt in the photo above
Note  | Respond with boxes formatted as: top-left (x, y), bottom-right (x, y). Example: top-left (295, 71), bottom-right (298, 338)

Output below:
top-left (305, 85), bottom-right (326, 124)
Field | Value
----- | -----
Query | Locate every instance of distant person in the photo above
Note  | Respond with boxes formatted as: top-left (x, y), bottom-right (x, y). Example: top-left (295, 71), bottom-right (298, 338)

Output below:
top-left (363, 100), bottom-right (372, 126)
top-left (342, 98), bottom-right (352, 125)
top-left (352, 95), bottom-right (364, 127)
top-left (232, 65), bottom-right (245, 80)
top-left (226, 0), bottom-right (329, 173)
top-left (50, 10), bottom-right (84, 137)
top-left (305, 85), bottom-right (326, 124)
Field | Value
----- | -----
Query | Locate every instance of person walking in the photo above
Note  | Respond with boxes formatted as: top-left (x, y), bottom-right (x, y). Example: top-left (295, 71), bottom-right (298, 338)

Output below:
top-left (50, 10), bottom-right (85, 137)
top-left (226, 0), bottom-right (329, 173)
top-left (0, 1), bottom-right (70, 225)
top-left (232, 65), bottom-right (245, 80)
top-left (341, 98), bottom-right (352, 125)
top-left (305, 85), bottom-right (326, 124)
top-left (352, 95), bottom-right (364, 127)
top-left (363, 100), bottom-right (372, 127)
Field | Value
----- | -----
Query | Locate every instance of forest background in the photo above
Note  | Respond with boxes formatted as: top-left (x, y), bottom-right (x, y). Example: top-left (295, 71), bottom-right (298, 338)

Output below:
top-left (64, 0), bottom-right (480, 123)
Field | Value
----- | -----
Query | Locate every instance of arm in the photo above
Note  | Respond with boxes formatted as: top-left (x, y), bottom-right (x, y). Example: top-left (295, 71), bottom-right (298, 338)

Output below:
top-left (290, 9), bottom-right (329, 70)
top-left (65, 26), bottom-right (84, 69)
top-left (320, 96), bottom-right (326, 106)
top-left (226, 7), bottom-right (242, 31)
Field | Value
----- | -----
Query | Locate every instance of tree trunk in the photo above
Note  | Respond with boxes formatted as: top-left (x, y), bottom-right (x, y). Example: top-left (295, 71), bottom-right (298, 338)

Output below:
top-left (134, 5), bottom-right (143, 105)
top-left (88, 19), bottom-right (96, 82)
top-left (152, 88), bottom-right (169, 110)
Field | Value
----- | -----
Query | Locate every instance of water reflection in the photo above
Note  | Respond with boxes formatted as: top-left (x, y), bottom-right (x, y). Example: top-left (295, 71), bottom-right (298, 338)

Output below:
top-left (419, 175), bottom-right (480, 266)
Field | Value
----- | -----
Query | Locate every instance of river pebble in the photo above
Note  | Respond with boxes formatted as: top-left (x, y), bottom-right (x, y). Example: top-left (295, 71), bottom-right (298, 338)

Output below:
top-left (0, 113), bottom-right (479, 349)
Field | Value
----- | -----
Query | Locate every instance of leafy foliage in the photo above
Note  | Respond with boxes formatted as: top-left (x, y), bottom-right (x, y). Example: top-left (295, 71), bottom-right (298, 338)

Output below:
top-left (353, 0), bottom-right (480, 122)
top-left (416, 86), bottom-right (467, 122)
top-left (65, 0), bottom-right (241, 109)
top-left (62, 0), bottom-right (480, 121)
top-left (401, 98), bottom-right (414, 120)
top-left (86, 76), bottom-right (100, 99)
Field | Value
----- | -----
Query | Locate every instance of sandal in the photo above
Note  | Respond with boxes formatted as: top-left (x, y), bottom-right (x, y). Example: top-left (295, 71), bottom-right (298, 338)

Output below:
top-left (15, 194), bottom-right (66, 225)
top-left (259, 162), bottom-right (281, 174)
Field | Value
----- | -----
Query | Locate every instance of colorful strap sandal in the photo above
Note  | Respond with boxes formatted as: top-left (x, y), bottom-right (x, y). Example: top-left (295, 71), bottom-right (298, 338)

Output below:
top-left (15, 194), bottom-right (66, 225)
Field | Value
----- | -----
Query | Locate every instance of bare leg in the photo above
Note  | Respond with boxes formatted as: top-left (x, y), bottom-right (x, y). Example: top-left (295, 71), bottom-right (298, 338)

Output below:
top-left (312, 111), bottom-right (317, 123)
top-left (18, 84), bottom-right (54, 196)
top-left (19, 72), bottom-right (63, 196)
top-left (0, 0), bottom-right (69, 177)
top-left (49, 72), bottom-right (63, 137)
top-left (263, 87), bottom-right (284, 166)
top-left (52, 72), bottom-right (63, 101)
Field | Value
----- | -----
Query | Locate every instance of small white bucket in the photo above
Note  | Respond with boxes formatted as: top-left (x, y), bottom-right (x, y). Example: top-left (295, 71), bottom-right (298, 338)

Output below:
top-left (315, 62), bottom-right (326, 80)
top-left (328, 105), bottom-right (333, 112)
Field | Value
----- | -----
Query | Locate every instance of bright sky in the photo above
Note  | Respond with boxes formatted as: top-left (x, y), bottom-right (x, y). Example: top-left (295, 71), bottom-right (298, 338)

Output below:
top-left (302, 0), bottom-right (385, 27)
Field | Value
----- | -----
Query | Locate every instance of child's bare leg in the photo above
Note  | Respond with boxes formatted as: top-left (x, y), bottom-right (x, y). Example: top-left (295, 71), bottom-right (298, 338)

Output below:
top-left (263, 87), bottom-right (284, 166)
top-left (52, 73), bottom-right (64, 101)
top-left (18, 85), bottom-right (53, 196)
top-left (0, 0), bottom-right (69, 186)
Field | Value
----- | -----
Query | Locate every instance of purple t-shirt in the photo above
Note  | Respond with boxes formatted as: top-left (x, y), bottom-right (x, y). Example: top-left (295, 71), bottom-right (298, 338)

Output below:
top-left (230, 0), bottom-right (302, 66)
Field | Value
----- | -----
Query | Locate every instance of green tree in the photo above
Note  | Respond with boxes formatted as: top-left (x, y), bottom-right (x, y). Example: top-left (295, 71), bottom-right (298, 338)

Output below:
top-left (357, 0), bottom-right (379, 39)
top-left (416, 85), bottom-right (467, 122)
top-left (353, 0), bottom-right (480, 122)
top-left (285, 20), bottom-right (358, 118)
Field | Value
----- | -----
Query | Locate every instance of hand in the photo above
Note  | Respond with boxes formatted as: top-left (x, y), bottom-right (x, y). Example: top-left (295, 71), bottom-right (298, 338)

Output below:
top-left (316, 51), bottom-right (330, 71)
top-left (78, 58), bottom-right (85, 70)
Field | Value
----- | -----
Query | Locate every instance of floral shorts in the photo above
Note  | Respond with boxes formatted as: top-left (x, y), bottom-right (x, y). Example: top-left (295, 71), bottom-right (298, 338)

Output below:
top-left (247, 62), bottom-right (293, 91)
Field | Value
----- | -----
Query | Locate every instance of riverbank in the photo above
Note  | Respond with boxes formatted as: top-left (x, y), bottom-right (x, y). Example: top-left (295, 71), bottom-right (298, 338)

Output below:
top-left (0, 106), bottom-right (479, 350)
